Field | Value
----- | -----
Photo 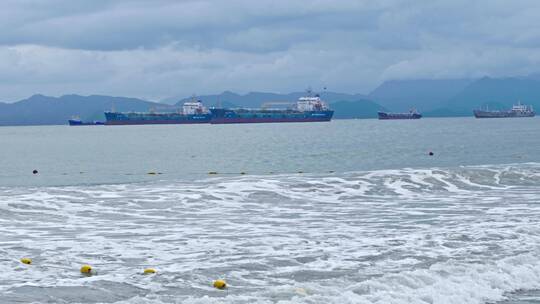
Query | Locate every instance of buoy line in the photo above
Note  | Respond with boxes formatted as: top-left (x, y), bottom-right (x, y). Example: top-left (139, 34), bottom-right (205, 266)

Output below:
top-left (18, 169), bottom-right (341, 178)
top-left (18, 258), bottom-right (227, 289)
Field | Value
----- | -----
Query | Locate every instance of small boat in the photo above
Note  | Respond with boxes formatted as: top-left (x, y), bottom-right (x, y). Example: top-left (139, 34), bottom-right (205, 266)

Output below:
top-left (378, 109), bottom-right (422, 120)
top-left (68, 117), bottom-right (105, 126)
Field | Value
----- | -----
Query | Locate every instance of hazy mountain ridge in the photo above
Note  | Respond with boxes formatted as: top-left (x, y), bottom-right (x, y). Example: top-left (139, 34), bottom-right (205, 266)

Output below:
top-left (331, 99), bottom-right (388, 119)
top-left (0, 92), bottom-right (384, 125)
top-left (1, 76), bottom-right (539, 125)
top-left (369, 79), bottom-right (473, 112)
top-left (425, 77), bottom-right (540, 116)
top-left (0, 94), bottom-right (171, 126)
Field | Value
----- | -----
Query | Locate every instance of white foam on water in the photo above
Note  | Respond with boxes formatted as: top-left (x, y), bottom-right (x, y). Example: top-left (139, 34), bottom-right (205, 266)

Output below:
top-left (1, 163), bottom-right (540, 303)
top-left (346, 254), bottom-right (540, 304)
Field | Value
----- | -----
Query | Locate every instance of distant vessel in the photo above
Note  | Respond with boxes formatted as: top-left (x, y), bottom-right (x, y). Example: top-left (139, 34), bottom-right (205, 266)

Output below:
top-left (378, 109), bottom-right (422, 120)
top-left (68, 117), bottom-right (105, 126)
top-left (209, 91), bottom-right (333, 124)
top-left (474, 102), bottom-right (535, 118)
top-left (104, 100), bottom-right (211, 125)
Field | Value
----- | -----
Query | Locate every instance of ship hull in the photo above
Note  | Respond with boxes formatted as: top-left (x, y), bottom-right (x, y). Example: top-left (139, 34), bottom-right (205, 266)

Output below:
top-left (210, 117), bottom-right (331, 124)
top-left (105, 119), bottom-right (211, 125)
top-left (104, 112), bottom-right (212, 125)
top-left (378, 112), bottom-right (422, 120)
top-left (473, 110), bottom-right (535, 118)
top-left (209, 108), bottom-right (333, 124)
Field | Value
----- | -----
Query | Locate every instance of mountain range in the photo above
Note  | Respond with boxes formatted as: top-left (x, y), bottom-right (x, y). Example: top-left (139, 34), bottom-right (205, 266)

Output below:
top-left (0, 76), bottom-right (539, 125)
top-left (427, 77), bottom-right (540, 116)
top-left (0, 94), bottom-right (173, 126)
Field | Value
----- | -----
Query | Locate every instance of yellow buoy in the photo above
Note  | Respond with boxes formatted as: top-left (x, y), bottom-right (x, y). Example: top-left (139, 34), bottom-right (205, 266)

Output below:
top-left (143, 268), bottom-right (156, 275)
top-left (80, 264), bottom-right (93, 274)
top-left (213, 279), bottom-right (227, 289)
top-left (20, 258), bottom-right (32, 265)
top-left (295, 287), bottom-right (308, 296)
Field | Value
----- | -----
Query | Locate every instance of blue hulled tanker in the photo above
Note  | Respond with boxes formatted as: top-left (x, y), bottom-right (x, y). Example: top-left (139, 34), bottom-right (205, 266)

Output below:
top-left (209, 93), bottom-right (333, 124)
top-left (104, 92), bottom-right (333, 125)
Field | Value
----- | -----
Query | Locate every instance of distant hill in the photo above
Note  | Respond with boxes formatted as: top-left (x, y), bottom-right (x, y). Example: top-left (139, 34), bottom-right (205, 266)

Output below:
top-left (2, 77), bottom-right (539, 125)
top-left (166, 91), bottom-right (369, 108)
top-left (368, 79), bottom-right (472, 112)
top-left (427, 77), bottom-right (540, 116)
top-left (0, 93), bottom-right (386, 125)
top-left (330, 99), bottom-right (387, 119)
top-left (0, 94), bottom-right (172, 126)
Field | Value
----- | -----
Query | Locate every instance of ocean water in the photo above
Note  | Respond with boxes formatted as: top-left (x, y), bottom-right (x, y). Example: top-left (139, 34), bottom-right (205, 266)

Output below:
top-left (1, 117), bottom-right (540, 304)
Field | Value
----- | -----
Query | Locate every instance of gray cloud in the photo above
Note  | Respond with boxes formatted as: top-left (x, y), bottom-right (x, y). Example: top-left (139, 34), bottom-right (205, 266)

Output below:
top-left (1, 0), bottom-right (540, 101)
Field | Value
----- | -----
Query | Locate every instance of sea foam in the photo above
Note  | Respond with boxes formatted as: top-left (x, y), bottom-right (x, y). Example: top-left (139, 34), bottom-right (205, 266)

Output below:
top-left (1, 163), bottom-right (540, 303)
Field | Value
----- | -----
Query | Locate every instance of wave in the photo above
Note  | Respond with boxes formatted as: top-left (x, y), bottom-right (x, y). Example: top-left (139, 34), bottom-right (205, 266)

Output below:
top-left (1, 163), bottom-right (540, 303)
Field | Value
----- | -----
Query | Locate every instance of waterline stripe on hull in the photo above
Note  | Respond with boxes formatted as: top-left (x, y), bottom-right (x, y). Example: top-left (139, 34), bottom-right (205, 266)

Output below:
top-left (210, 117), bottom-right (332, 124)
top-left (105, 120), bottom-right (211, 125)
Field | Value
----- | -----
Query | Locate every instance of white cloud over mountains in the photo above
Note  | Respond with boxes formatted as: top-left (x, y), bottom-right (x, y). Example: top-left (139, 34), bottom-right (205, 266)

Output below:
top-left (1, 0), bottom-right (540, 101)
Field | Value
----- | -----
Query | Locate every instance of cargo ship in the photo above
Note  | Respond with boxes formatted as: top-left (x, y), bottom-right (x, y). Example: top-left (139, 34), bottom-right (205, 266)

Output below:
top-left (68, 117), bottom-right (105, 126)
top-left (104, 100), bottom-right (211, 125)
top-left (378, 109), bottom-right (422, 120)
top-left (209, 93), bottom-right (333, 124)
top-left (473, 102), bottom-right (535, 118)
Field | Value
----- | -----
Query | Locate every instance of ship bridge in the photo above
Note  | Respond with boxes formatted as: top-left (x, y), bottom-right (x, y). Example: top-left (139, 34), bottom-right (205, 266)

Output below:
top-left (182, 100), bottom-right (208, 114)
top-left (296, 95), bottom-right (328, 111)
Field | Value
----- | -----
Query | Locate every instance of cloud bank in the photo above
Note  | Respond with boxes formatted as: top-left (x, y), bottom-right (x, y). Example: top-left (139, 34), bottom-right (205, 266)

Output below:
top-left (1, 0), bottom-right (540, 101)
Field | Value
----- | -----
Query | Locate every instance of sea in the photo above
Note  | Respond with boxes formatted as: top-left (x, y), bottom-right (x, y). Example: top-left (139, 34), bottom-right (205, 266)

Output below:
top-left (1, 117), bottom-right (540, 304)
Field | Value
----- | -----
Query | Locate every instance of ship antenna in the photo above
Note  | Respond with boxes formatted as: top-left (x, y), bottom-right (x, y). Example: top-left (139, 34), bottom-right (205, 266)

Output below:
top-left (318, 86), bottom-right (327, 98)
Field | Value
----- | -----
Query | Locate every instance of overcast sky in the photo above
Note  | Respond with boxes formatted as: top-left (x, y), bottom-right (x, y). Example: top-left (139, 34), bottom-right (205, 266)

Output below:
top-left (1, 0), bottom-right (540, 102)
